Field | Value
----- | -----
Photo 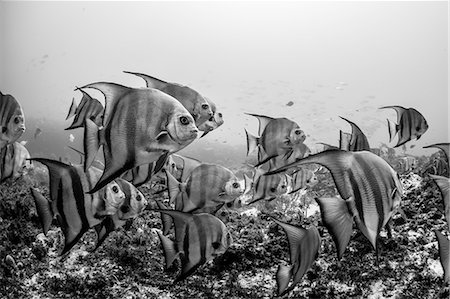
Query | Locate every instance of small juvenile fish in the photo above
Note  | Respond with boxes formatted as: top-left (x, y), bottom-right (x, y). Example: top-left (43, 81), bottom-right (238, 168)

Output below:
top-left (380, 105), bottom-right (428, 148)
top-left (166, 163), bottom-right (244, 213)
top-left (156, 210), bottom-right (232, 283)
top-left (429, 174), bottom-right (449, 228)
top-left (434, 230), bottom-right (449, 283)
top-left (245, 113), bottom-right (306, 169)
top-left (248, 168), bottom-right (290, 204)
top-left (266, 150), bottom-right (403, 260)
top-left (124, 71), bottom-right (214, 126)
top-left (66, 88), bottom-right (103, 130)
top-left (286, 101), bottom-right (294, 106)
top-left (30, 158), bottom-right (126, 255)
top-left (0, 142), bottom-right (32, 183)
top-left (339, 117), bottom-right (370, 151)
top-left (0, 91), bottom-right (26, 150)
top-left (271, 217), bottom-right (321, 296)
top-left (80, 82), bottom-right (198, 193)
top-left (93, 178), bottom-right (147, 249)
top-left (290, 167), bottom-right (318, 194)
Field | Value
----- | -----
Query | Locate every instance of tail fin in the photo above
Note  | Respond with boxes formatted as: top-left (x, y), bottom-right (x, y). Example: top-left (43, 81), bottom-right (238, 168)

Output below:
top-left (386, 119), bottom-right (399, 142)
top-left (245, 129), bottom-right (259, 156)
top-left (84, 119), bottom-right (100, 172)
top-left (30, 188), bottom-right (53, 235)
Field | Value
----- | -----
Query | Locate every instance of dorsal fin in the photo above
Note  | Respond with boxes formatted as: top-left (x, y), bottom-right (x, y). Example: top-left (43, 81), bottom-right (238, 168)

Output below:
top-left (270, 217), bottom-right (307, 263)
top-left (339, 117), bottom-right (370, 151)
top-left (65, 97), bottom-right (78, 120)
top-left (245, 113), bottom-right (274, 136)
top-left (123, 71), bottom-right (169, 90)
top-left (423, 143), bottom-right (449, 161)
top-left (80, 82), bottom-right (130, 126)
top-left (155, 209), bottom-right (193, 244)
top-left (379, 105), bottom-right (406, 124)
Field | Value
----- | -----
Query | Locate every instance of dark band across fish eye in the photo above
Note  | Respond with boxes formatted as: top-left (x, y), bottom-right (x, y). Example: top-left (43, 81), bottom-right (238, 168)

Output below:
top-left (201, 104), bottom-right (209, 109)
top-left (232, 182), bottom-right (240, 188)
top-left (112, 185), bottom-right (119, 193)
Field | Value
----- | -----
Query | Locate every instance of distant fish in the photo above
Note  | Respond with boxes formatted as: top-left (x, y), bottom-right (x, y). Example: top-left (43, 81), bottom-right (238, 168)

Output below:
top-left (380, 106), bottom-right (428, 147)
top-left (93, 178), bottom-right (147, 249)
top-left (30, 159), bottom-right (126, 255)
top-left (124, 71), bottom-right (214, 126)
top-left (429, 174), bottom-right (449, 228)
top-left (271, 217), bottom-right (321, 296)
top-left (290, 167), bottom-right (318, 194)
top-left (410, 145), bottom-right (416, 149)
top-left (121, 155), bottom-right (177, 187)
top-left (0, 91), bottom-right (26, 149)
top-left (286, 101), bottom-right (294, 106)
top-left (423, 143), bottom-right (449, 161)
top-left (198, 97), bottom-right (224, 138)
top-left (156, 210), bottom-right (231, 282)
top-left (434, 230), bottom-right (449, 283)
top-left (248, 168), bottom-right (290, 204)
top-left (339, 117), bottom-right (370, 151)
top-left (66, 88), bottom-right (103, 130)
top-left (34, 127), bottom-right (42, 139)
top-left (245, 113), bottom-right (306, 169)
top-left (266, 150), bottom-right (403, 259)
top-left (80, 82), bottom-right (198, 193)
top-left (166, 163), bottom-right (244, 213)
top-left (0, 142), bottom-right (32, 183)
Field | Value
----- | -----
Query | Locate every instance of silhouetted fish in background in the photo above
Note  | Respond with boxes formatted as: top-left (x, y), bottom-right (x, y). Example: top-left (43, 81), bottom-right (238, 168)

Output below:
top-left (270, 217), bottom-right (321, 296)
top-left (0, 91), bottom-right (26, 150)
top-left (30, 158), bottom-right (126, 255)
top-left (266, 150), bottom-right (403, 260)
top-left (156, 210), bottom-right (232, 283)
top-left (65, 88), bottom-right (103, 130)
top-left (434, 230), bottom-right (449, 283)
top-left (339, 117), bottom-right (370, 151)
top-left (380, 105), bottom-right (428, 148)
top-left (245, 113), bottom-right (306, 169)
top-left (93, 178), bottom-right (147, 250)
top-left (123, 71), bottom-right (214, 126)
top-left (80, 82), bottom-right (198, 193)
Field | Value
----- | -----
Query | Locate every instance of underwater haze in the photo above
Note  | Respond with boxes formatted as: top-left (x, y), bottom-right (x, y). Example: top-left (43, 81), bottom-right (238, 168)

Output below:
top-left (1, 1), bottom-right (448, 163)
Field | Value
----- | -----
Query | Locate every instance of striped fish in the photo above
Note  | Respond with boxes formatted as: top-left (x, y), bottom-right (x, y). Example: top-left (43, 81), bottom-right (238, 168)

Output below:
top-left (124, 71), bottom-right (214, 126)
top-left (271, 217), bottom-right (321, 296)
top-left (245, 113), bottom-right (306, 169)
top-left (65, 97), bottom-right (77, 120)
top-left (0, 91), bottom-right (26, 150)
top-left (248, 168), bottom-right (290, 204)
top-left (166, 163), bottom-right (244, 213)
top-left (81, 82), bottom-right (198, 193)
top-left (435, 230), bottom-right (450, 283)
top-left (339, 117), bottom-right (370, 151)
top-left (121, 155), bottom-right (177, 187)
top-left (93, 178), bottom-right (147, 249)
top-left (290, 167), bottom-right (318, 194)
top-left (156, 210), bottom-right (231, 282)
top-left (380, 105), bottom-right (428, 148)
top-left (266, 149), bottom-right (403, 259)
top-left (0, 142), bottom-right (32, 183)
top-left (65, 88), bottom-right (103, 130)
top-left (429, 174), bottom-right (449, 228)
top-left (424, 143), bottom-right (449, 162)
top-left (198, 98), bottom-right (224, 138)
top-left (30, 158), bottom-right (126, 255)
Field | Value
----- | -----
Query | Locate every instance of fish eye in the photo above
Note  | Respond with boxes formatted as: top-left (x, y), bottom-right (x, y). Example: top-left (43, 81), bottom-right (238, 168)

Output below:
top-left (232, 182), bottom-right (240, 188)
top-left (295, 130), bottom-right (302, 135)
top-left (226, 202), bottom-right (233, 208)
top-left (281, 185), bottom-right (286, 189)
top-left (14, 117), bottom-right (20, 124)
top-left (209, 116), bottom-right (214, 121)
top-left (218, 113), bottom-right (223, 118)
top-left (120, 205), bottom-right (130, 213)
top-left (112, 186), bottom-right (119, 193)
top-left (136, 194), bottom-right (142, 202)
top-left (201, 104), bottom-right (209, 110)
top-left (179, 116), bottom-right (190, 125)
top-left (415, 126), bottom-right (421, 131)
